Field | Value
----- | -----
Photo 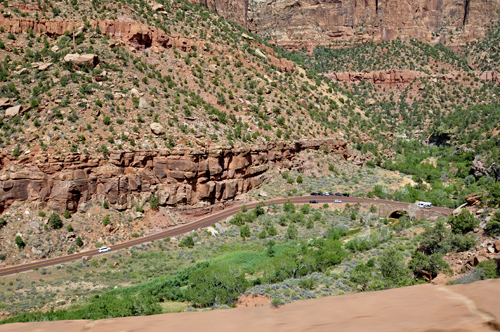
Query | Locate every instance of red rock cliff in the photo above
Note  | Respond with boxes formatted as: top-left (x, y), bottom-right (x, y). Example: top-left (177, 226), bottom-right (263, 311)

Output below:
top-left (189, 0), bottom-right (500, 50)
top-left (0, 139), bottom-right (348, 214)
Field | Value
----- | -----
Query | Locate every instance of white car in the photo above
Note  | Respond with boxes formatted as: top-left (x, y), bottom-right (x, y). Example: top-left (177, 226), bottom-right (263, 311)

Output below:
top-left (334, 199), bottom-right (342, 203)
top-left (98, 246), bottom-right (111, 253)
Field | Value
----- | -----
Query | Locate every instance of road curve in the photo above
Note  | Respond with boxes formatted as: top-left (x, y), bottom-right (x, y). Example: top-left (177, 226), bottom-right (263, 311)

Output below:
top-left (0, 196), bottom-right (452, 277)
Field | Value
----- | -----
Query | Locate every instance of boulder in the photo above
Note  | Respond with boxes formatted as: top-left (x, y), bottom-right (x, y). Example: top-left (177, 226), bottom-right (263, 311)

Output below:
top-left (151, 3), bottom-right (164, 11)
top-left (0, 97), bottom-right (11, 108)
top-left (255, 48), bottom-right (267, 59)
top-left (5, 105), bottom-right (22, 117)
top-left (63, 54), bottom-right (99, 67)
top-left (139, 97), bottom-right (148, 109)
top-left (494, 240), bottom-right (500, 252)
top-left (150, 123), bottom-right (166, 135)
top-left (130, 88), bottom-right (140, 97)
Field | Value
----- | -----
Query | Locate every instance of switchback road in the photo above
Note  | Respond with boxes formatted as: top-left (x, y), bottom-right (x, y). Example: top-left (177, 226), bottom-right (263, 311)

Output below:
top-left (0, 196), bottom-right (452, 277)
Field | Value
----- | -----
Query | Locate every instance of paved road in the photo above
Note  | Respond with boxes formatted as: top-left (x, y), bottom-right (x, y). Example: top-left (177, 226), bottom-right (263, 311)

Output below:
top-left (0, 196), bottom-right (452, 277)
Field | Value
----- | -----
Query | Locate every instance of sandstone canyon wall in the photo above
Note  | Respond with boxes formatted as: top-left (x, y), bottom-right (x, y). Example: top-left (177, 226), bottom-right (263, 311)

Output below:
top-left (190, 0), bottom-right (500, 50)
top-left (0, 139), bottom-right (348, 214)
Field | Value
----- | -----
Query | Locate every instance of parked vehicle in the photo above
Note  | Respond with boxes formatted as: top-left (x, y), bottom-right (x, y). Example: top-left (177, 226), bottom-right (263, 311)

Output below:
top-left (310, 193), bottom-right (319, 196)
top-left (309, 200), bottom-right (319, 204)
top-left (335, 193), bottom-right (342, 196)
top-left (334, 199), bottom-right (342, 203)
top-left (98, 246), bottom-right (111, 253)
top-left (342, 193), bottom-right (350, 197)
top-left (417, 201), bottom-right (432, 209)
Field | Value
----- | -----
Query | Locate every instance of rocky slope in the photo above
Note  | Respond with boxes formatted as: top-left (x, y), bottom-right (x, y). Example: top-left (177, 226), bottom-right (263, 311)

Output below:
top-left (0, 138), bottom-right (348, 214)
top-left (189, 0), bottom-right (500, 50)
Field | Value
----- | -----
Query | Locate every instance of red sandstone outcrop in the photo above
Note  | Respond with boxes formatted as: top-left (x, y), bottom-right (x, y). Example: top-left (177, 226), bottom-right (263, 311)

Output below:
top-left (323, 70), bottom-right (424, 85)
top-left (188, 0), bottom-right (500, 50)
top-left (0, 16), bottom-right (295, 72)
top-left (322, 70), bottom-right (500, 85)
top-left (0, 139), bottom-right (348, 214)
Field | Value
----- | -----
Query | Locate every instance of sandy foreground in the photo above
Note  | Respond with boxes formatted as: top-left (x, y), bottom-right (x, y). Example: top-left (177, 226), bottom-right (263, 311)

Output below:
top-left (1, 279), bottom-right (499, 332)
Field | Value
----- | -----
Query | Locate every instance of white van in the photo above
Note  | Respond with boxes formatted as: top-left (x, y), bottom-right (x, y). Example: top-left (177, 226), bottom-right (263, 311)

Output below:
top-left (417, 202), bottom-right (432, 209)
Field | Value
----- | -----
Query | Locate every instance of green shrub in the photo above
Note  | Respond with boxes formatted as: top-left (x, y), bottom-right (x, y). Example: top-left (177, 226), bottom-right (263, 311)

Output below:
top-left (66, 224), bottom-right (73, 232)
top-left (447, 209), bottom-right (478, 234)
top-left (258, 230), bottom-right (267, 239)
top-left (49, 213), bottom-right (63, 229)
top-left (150, 193), bottom-right (159, 211)
top-left (15, 236), bottom-right (25, 250)
top-left (75, 237), bottom-right (83, 247)
top-left (63, 210), bottom-right (71, 219)
top-left (476, 259), bottom-right (499, 279)
top-left (286, 223), bottom-right (298, 240)
top-left (186, 264), bottom-right (248, 307)
top-left (267, 225), bottom-right (277, 236)
top-left (102, 215), bottom-right (111, 226)
top-left (240, 225), bottom-right (251, 239)
top-left (103, 201), bottom-right (109, 209)
top-left (179, 236), bottom-right (194, 248)
top-left (485, 210), bottom-right (500, 236)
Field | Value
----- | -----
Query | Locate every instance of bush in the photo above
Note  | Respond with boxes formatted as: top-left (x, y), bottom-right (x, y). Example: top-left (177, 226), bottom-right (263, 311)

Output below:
top-left (447, 209), bottom-right (478, 234)
top-left (240, 225), bottom-right (251, 239)
top-left (186, 264), bottom-right (248, 307)
top-left (150, 193), bottom-right (159, 211)
top-left (476, 259), bottom-right (499, 279)
top-left (485, 210), bottom-right (500, 236)
top-left (179, 236), bottom-right (194, 248)
top-left (241, 205), bottom-right (247, 213)
top-left (0, 218), bottom-right (7, 229)
top-left (378, 247), bottom-right (412, 287)
top-left (268, 225), bottom-right (277, 236)
top-left (286, 223), bottom-right (298, 240)
top-left (76, 237), bottom-right (83, 247)
top-left (15, 236), bottom-right (25, 250)
top-left (102, 215), bottom-right (111, 226)
top-left (258, 230), bottom-right (267, 239)
top-left (296, 175), bottom-right (303, 184)
top-left (63, 210), bottom-right (71, 219)
top-left (38, 211), bottom-right (46, 217)
top-left (408, 250), bottom-right (451, 280)
top-left (103, 201), bottom-right (109, 209)
top-left (66, 224), bottom-right (73, 232)
top-left (49, 213), bottom-right (63, 229)
top-left (283, 200), bottom-right (295, 213)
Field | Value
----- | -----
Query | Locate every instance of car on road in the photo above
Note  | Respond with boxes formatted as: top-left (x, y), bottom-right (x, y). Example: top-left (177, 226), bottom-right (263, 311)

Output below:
top-left (335, 192), bottom-right (342, 196)
top-left (309, 200), bottom-right (319, 204)
top-left (310, 192), bottom-right (319, 196)
top-left (323, 192), bottom-right (331, 196)
top-left (98, 247), bottom-right (111, 253)
top-left (342, 193), bottom-right (350, 197)
top-left (334, 199), bottom-right (342, 203)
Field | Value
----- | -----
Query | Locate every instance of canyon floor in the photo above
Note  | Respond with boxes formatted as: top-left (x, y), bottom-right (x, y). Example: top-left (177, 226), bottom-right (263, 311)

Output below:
top-left (1, 278), bottom-right (499, 332)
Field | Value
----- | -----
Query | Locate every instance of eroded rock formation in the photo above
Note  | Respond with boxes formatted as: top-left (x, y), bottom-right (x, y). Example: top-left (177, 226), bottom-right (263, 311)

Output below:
top-left (322, 70), bottom-right (500, 85)
top-left (189, 0), bottom-right (500, 50)
top-left (0, 139), bottom-right (348, 214)
top-left (0, 16), bottom-right (295, 72)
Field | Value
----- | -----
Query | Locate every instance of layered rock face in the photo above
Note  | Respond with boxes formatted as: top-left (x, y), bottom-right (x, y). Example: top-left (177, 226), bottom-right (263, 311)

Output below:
top-left (0, 16), bottom-right (295, 72)
top-left (190, 0), bottom-right (500, 50)
top-left (0, 139), bottom-right (348, 214)
top-left (322, 70), bottom-right (500, 85)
